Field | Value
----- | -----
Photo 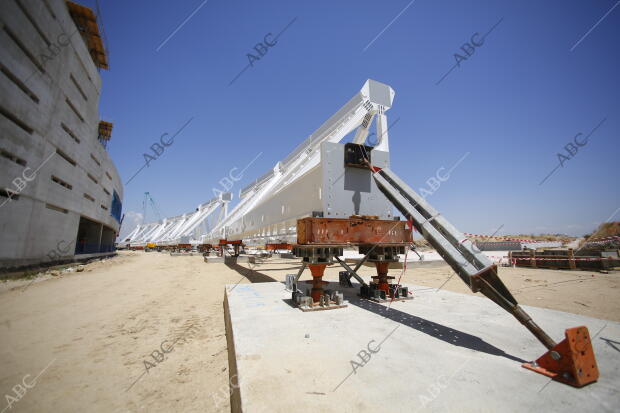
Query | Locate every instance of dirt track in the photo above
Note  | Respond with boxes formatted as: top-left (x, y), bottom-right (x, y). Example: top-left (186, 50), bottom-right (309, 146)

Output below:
top-left (0, 251), bottom-right (618, 412)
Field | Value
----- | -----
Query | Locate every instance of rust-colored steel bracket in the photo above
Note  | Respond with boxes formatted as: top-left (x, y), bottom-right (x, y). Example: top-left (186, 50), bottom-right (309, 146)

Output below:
top-left (307, 264), bottom-right (329, 303)
top-left (522, 326), bottom-right (599, 387)
top-left (219, 239), bottom-right (243, 245)
top-left (372, 261), bottom-right (393, 294)
top-left (266, 243), bottom-right (292, 251)
top-left (296, 217), bottom-right (411, 245)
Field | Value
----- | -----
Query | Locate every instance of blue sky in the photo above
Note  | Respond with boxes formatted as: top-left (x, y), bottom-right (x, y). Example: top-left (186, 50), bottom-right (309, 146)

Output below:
top-left (83, 0), bottom-right (619, 239)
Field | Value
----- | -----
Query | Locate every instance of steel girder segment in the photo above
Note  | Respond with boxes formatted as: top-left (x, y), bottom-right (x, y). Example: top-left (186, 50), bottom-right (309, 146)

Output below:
top-left (204, 80), bottom-right (395, 244)
top-left (138, 223), bottom-right (164, 243)
top-left (120, 224), bottom-right (144, 244)
top-left (127, 222), bottom-right (161, 245)
top-left (151, 217), bottom-right (184, 243)
top-left (174, 202), bottom-right (221, 240)
top-left (162, 216), bottom-right (191, 242)
top-left (146, 221), bottom-right (174, 243)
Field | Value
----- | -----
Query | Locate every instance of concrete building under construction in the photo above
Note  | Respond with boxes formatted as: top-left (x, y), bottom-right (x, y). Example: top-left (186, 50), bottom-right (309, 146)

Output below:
top-left (0, 0), bottom-right (122, 270)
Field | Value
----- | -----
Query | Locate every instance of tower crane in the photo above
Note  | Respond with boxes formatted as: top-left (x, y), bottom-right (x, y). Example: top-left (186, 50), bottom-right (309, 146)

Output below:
top-left (142, 192), bottom-right (162, 224)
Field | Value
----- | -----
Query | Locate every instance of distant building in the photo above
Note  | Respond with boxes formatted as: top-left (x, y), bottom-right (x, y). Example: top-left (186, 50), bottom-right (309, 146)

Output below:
top-left (0, 0), bottom-right (122, 270)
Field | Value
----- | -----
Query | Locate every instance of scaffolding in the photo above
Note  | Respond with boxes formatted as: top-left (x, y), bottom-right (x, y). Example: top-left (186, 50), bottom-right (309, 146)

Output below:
top-left (98, 121), bottom-right (113, 148)
top-left (66, 1), bottom-right (109, 70)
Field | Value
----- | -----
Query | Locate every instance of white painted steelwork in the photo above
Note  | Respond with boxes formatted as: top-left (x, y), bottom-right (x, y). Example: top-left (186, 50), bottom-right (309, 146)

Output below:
top-left (203, 79), bottom-right (395, 246)
top-left (118, 192), bottom-right (230, 247)
top-left (121, 80), bottom-right (396, 247)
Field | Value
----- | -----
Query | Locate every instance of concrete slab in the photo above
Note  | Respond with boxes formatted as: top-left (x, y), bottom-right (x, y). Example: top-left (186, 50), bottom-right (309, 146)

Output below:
top-left (225, 256), bottom-right (256, 264)
top-left (275, 253), bottom-right (296, 259)
top-left (204, 257), bottom-right (225, 263)
top-left (224, 282), bottom-right (620, 412)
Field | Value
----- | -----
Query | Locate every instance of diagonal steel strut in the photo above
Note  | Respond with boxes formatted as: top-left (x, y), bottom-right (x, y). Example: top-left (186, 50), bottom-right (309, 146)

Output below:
top-left (372, 166), bottom-right (557, 350)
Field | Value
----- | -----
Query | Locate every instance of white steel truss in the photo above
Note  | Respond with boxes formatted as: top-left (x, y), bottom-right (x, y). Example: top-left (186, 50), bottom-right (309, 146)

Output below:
top-left (119, 79), bottom-right (395, 248)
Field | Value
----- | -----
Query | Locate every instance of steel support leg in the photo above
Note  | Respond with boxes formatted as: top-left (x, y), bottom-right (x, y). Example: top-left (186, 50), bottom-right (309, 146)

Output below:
top-left (307, 264), bottom-right (328, 303)
top-left (372, 261), bottom-right (391, 295)
top-left (353, 252), bottom-right (371, 273)
top-left (335, 256), bottom-right (367, 286)
top-left (294, 261), bottom-right (307, 283)
top-left (338, 247), bottom-right (372, 284)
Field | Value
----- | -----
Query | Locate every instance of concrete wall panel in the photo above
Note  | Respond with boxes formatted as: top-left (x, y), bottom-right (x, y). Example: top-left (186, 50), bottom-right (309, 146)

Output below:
top-left (0, 0), bottom-right (122, 270)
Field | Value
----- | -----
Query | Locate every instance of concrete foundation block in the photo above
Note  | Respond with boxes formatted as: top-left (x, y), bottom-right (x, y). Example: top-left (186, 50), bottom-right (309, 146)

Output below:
top-left (223, 256), bottom-right (256, 264)
top-left (277, 253), bottom-right (296, 259)
top-left (224, 282), bottom-right (619, 412)
top-left (204, 257), bottom-right (225, 263)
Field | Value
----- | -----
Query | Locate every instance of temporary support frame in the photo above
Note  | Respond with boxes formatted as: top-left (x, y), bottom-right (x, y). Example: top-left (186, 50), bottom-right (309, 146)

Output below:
top-left (292, 216), bottom-right (411, 308)
top-left (368, 160), bottom-right (599, 387)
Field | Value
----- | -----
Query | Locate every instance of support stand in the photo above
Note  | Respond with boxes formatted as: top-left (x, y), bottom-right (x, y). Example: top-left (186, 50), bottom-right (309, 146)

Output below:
top-left (289, 245), bottom-right (348, 311)
top-left (307, 264), bottom-right (328, 303)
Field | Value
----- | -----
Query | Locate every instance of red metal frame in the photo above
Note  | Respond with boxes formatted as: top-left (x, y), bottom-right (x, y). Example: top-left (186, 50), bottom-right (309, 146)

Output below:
top-left (219, 239), bottom-right (243, 245)
top-left (297, 217), bottom-right (411, 245)
top-left (266, 243), bottom-right (292, 251)
top-left (307, 264), bottom-right (329, 302)
top-left (295, 217), bottom-right (411, 303)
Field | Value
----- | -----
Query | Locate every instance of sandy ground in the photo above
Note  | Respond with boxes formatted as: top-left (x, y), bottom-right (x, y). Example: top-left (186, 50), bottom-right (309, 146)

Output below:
top-left (0, 251), bottom-right (619, 412)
